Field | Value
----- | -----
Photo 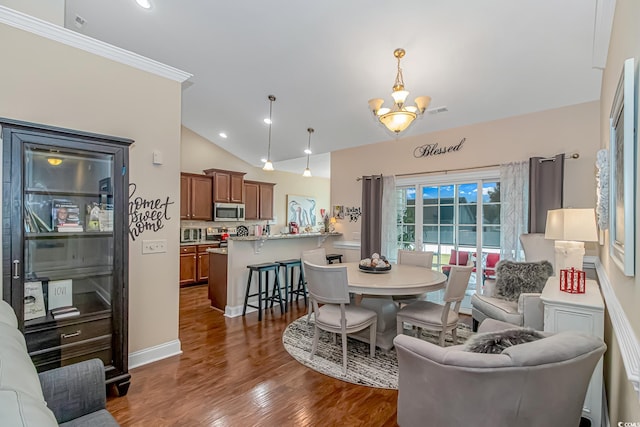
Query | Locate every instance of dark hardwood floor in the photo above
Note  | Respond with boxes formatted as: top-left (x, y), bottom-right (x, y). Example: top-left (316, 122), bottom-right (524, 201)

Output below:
top-left (107, 284), bottom-right (399, 426)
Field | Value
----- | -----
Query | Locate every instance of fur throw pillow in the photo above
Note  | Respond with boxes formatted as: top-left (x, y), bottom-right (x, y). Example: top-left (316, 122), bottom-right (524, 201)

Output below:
top-left (494, 260), bottom-right (553, 301)
top-left (464, 328), bottom-right (545, 354)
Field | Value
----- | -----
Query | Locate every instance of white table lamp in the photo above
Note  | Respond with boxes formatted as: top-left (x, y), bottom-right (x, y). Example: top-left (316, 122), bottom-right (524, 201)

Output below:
top-left (544, 208), bottom-right (598, 272)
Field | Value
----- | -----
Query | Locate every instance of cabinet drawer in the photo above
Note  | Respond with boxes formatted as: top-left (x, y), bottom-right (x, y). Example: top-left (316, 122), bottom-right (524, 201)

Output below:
top-left (29, 335), bottom-right (113, 373)
top-left (25, 317), bottom-right (112, 353)
top-left (197, 244), bottom-right (218, 252)
top-left (181, 246), bottom-right (197, 254)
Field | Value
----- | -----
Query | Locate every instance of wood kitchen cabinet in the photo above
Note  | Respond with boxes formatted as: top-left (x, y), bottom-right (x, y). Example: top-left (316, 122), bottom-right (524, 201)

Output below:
top-left (208, 251), bottom-right (228, 311)
top-left (180, 246), bottom-right (197, 286)
top-left (244, 180), bottom-right (275, 220)
top-left (204, 168), bottom-right (246, 203)
top-left (180, 173), bottom-right (212, 220)
top-left (180, 244), bottom-right (219, 286)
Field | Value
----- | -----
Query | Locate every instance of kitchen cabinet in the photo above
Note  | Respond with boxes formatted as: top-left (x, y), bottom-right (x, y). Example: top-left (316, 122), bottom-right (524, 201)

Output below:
top-left (180, 173), bottom-right (212, 220)
top-left (180, 243), bottom-right (219, 286)
top-left (204, 168), bottom-right (245, 203)
top-left (180, 246), bottom-right (197, 286)
top-left (244, 180), bottom-right (275, 220)
top-left (208, 251), bottom-right (228, 311)
top-left (1, 118), bottom-right (131, 395)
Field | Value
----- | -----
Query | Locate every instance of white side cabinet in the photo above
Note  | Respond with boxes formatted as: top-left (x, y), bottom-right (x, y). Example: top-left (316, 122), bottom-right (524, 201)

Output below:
top-left (540, 277), bottom-right (604, 427)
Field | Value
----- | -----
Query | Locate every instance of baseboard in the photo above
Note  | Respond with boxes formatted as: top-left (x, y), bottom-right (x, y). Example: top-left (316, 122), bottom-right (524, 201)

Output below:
top-left (128, 339), bottom-right (182, 369)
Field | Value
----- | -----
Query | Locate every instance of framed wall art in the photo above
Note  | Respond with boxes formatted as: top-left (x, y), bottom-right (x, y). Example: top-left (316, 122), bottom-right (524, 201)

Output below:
top-left (287, 195), bottom-right (317, 227)
top-left (609, 57), bottom-right (636, 276)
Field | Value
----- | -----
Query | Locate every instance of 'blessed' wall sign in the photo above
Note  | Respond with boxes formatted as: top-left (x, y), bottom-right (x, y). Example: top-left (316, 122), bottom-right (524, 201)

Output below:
top-left (414, 137), bottom-right (466, 158)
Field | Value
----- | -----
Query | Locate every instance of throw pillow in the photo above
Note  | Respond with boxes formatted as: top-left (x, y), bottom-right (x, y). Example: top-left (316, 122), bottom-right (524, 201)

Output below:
top-left (494, 260), bottom-right (553, 301)
top-left (463, 328), bottom-right (545, 354)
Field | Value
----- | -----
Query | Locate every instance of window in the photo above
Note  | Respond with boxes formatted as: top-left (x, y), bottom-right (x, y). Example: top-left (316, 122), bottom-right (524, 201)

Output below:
top-left (396, 171), bottom-right (501, 310)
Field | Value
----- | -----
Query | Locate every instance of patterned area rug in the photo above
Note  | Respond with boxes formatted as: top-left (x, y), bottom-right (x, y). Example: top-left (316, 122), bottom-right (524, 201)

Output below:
top-left (282, 315), bottom-right (474, 389)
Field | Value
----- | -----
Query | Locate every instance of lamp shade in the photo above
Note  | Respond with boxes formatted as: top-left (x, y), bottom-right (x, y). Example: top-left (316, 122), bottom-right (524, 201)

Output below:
top-left (544, 208), bottom-right (598, 242)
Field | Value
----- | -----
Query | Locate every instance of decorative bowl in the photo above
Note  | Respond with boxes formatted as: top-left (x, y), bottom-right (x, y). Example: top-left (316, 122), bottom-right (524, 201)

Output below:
top-left (358, 264), bottom-right (392, 274)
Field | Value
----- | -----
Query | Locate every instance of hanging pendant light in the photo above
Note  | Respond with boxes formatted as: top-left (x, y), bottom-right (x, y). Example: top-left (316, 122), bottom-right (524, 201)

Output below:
top-left (368, 48), bottom-right (431, 135)
top-left (303, 127), bottom-right (314, 177)
top-left (263, 95), bottom-right (276, 171)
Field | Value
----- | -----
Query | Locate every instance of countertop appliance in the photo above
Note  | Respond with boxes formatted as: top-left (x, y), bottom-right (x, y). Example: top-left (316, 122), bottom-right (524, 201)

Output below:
top-left (214, 202), bottom-right (245, 222)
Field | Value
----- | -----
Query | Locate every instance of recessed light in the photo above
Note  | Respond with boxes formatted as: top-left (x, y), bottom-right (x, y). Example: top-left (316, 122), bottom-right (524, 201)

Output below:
top-left (135, 0), bottom-right (152, 9)
top-left (304, 149), bottom-right (312, 155)
top-left (219, 132), bottom-right (227, 139)
top-left (263, 118), bottom-right (272, 124)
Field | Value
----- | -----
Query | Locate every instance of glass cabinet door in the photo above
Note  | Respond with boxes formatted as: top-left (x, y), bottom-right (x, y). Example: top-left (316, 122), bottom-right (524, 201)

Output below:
top-left (22, 144), bottom-right (115, 325)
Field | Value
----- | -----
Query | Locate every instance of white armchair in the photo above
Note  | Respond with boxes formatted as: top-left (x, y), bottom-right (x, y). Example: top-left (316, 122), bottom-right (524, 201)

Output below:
top-left (471, 260), bottom-right (552, 331)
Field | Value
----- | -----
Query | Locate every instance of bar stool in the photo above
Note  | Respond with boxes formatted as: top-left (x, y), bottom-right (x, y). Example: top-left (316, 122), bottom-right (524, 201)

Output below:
top-left (276, 259), bottom-right (307, 306)
top-left (326, 254), bottom-right (343, 264)
top-left (243, 262), bottom-right (284, 321)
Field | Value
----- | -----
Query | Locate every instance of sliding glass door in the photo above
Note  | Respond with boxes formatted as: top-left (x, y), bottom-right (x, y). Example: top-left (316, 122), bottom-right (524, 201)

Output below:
top-left (396, 171), bottom-right (501, 310)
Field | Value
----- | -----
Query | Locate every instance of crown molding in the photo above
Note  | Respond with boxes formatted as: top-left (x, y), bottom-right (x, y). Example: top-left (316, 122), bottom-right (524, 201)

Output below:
top-left (588, 256), bottom-right (640, 401)
top-left (0, 5), bottom-right (192, 83)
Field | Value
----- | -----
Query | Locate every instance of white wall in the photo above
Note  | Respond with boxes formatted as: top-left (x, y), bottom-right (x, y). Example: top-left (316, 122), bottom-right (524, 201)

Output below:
top-left (597, 0), bottom-right (640, 422)
top-left (0, 20), bottom-right (183, 357)
top-left (331, 101), bottom-right (600, 250)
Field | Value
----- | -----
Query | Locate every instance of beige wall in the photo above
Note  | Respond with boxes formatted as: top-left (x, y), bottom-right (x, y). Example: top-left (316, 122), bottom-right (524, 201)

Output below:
top-left (0, 0), bottom-right (64, 25)
top-left (0, 23), bottom-right (183, 354)
top-left (598, 0), bottom-right (640, 422)
top-left (331, 101), bottom-right (600, 242)
top-left (181, 126), bottom-right (330, 231)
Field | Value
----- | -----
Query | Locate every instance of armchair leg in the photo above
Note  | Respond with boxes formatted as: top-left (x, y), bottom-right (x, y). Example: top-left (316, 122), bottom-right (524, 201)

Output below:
top-left (451, 326), bottom-right (458, 345)
top-left (472, 318), bottom-right (479, 332)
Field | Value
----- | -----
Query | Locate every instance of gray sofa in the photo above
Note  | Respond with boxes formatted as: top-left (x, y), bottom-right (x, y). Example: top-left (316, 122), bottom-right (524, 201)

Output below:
top-left (0, 299), bottom-right (119, 426)
top-left (394, 319), bottom-right (606, 427)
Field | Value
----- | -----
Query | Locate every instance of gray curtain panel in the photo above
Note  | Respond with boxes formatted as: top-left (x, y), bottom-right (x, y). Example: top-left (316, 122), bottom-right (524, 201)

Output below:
top-left (361, 175), bottom-right (383, 259)
top-left (528, 153), bottom-right (564, 233)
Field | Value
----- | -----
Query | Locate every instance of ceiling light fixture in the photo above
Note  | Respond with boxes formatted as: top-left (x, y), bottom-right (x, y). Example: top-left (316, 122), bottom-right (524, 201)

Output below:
top-left (303, 128), bottom-right (314, 177)
top-left (263, 95), bottom-right (276, 171)
top-left (135, 0), bottom-right (152, 9)
top-left (47, 157), bottom-right (62, 166)
top-left (219, 132), bottom-right (227, 139)
top-left (368, 48), bottom-right (431, 135)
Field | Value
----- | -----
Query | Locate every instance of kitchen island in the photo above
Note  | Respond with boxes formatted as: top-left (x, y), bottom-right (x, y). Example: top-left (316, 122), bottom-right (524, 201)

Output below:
top-left (209, 232), bottom-right (342, 317)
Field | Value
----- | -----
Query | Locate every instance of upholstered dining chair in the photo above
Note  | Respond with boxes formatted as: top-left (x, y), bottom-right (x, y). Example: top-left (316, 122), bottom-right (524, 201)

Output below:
top-left (393, 250), bottom-right (435, 306)
top-left (301, 248), bottom-right (329, 321)
top-left (302, 261), bottom-right (377, 374)
top-left (396, 265), bottom-right (473, 346)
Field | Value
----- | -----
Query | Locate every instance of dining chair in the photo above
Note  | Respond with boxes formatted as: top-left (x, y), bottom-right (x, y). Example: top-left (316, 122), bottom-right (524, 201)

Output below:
top-left (396, 265), bottom-right (473, 346)
top-left (303, 261), bottom-right (377, 374)
top-left (301, 248), bottom-right (329, 321)
top-left (393, 250), bottom-right (434, 306)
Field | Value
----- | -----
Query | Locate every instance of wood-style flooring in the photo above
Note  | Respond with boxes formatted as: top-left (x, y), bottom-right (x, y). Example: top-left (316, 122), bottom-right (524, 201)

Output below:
top-left (107, 284), bottom-right (399, 426)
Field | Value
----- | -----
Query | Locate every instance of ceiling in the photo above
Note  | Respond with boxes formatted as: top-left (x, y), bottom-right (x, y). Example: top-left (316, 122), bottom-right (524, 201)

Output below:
top-left (63, 1), bottom-right (605, 178)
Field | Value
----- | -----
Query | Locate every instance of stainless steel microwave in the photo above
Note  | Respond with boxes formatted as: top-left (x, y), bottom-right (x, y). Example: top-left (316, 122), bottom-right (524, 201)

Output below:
top-left (214, 202), bottom-right (245, 222)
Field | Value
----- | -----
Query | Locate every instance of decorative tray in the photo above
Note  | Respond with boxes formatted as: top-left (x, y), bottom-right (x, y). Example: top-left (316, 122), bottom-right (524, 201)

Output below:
top-left (358, 264), bottom-right (392, 274)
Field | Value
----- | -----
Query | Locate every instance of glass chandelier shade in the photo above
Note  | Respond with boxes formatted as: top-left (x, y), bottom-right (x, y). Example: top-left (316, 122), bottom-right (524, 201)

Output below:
top-left (368, 48), bottom-right (431, 135)
top-left (303, 127), bottom-right (314, 177)
top-left (263, 95), bottom-right (276, 171)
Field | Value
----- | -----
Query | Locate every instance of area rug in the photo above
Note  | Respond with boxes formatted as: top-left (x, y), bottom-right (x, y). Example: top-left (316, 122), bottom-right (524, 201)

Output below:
top-left (282, 315), bottom-right (473, 389)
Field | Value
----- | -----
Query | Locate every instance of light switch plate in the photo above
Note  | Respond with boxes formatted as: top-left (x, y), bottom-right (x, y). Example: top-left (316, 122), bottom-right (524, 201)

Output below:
top-left (142, 239), bottom-right (167, 254)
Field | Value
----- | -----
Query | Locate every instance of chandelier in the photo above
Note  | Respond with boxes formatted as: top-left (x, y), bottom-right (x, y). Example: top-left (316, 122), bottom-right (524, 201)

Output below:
top-left (368, 48), bottom-right (431, 135)
top-left (263, 95), bottom-right (276, 171)
top-left (303, 128), bottom-right (314, 177)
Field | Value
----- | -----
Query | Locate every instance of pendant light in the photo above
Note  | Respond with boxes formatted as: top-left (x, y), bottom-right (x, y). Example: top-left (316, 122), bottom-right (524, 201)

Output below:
top-left (303, 127), bottom-right (314, 177)
top-left (263, 95), bottom-right (276, 171)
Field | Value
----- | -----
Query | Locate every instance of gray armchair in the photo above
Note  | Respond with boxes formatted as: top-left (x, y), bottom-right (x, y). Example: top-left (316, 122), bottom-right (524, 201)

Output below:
top-left (394, 319), bottom-right (606, 427)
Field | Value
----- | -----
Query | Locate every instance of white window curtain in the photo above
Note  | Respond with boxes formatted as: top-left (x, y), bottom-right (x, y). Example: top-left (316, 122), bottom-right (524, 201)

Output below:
top-left (500, 162), bottom-right (529, 261)
top-left (381, 175), bottom-right (398, 262)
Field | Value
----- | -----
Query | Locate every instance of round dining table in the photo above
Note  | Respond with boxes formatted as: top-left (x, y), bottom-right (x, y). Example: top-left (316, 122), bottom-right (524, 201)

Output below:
top-left (339, 262), bottom-right (448, 350)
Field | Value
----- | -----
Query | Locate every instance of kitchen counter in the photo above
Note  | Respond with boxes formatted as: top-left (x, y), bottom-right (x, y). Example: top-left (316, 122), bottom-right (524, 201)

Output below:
top-left (207, 248), bottom-right (228, 255)
top-left (180, 240), bottom-right (221, 246)
top-left (229, 232), bottom-right (341, 241)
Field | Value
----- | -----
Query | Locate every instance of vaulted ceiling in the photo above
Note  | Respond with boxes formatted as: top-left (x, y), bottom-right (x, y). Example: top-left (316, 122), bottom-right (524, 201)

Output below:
top-left (64, 0), bottom-right (607, 177)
